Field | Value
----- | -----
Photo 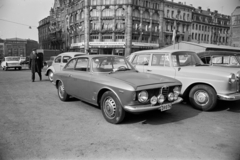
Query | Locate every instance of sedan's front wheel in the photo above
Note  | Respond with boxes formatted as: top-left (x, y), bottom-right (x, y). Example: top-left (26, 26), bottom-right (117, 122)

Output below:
top-left (48, 70), bottom-right (54, 82)
top-left (57, 81), bottom-right (70, 101)
top-left (189, 84), bottom-right (217, 111)
top-left (101, 91), bottom-right (125, 124)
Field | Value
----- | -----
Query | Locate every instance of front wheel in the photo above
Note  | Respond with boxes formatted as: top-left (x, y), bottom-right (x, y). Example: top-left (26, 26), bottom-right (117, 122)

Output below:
top-left (189, 84), bottom-right (217, 111)
top-left (57, 81), bottom-right (70, 101)
top-left (48, 70), bottom-right (54, 82)
top-left (100, 91), bottom-right (125, 124)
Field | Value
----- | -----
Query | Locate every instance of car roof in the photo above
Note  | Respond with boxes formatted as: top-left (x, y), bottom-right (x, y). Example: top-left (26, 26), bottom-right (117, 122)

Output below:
top-left (198, 51), bottom-right (240, 57)
top-left (58, 52), bottom-right (85, 57)
top-left (72, 54), bottom-right (124, 59)
top-left (132, 49), bottom-right (195, 54)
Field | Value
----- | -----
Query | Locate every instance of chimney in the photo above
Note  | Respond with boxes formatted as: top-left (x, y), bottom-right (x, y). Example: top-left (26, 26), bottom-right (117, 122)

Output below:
top-left (214, 10), bottom-right (218, 14)
top-left (198, 6), bottom-right (202, 10)
top-left (207, 8), bottom-right (210, 12)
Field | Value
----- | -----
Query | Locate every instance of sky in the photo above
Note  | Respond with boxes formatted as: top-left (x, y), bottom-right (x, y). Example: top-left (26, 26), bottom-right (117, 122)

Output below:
top-left (0, 0), bottom-right (239, 42)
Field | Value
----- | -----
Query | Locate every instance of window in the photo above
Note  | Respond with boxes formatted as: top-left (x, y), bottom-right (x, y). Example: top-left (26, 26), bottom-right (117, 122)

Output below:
top-left (132, 54), bottom-right (150, 65)
top-left (65, 59), bottom-right (77, 70)
top-left (54, 56), bottom-right (61, 63)
top-left (63, 56), bottom-right (71, 63)
top-left (151, 54), bottom-right (170, 66)
top-left (75, 58), bottom-right (89, 71)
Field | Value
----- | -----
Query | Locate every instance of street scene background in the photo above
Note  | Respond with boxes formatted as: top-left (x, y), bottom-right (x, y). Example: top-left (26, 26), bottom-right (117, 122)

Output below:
top-left (0, 67), bottom-right (240, 160)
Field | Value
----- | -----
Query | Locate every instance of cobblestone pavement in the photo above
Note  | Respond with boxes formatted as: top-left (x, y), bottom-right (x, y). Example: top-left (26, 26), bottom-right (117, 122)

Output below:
top-left (0, 68), bottom-right (240, 160)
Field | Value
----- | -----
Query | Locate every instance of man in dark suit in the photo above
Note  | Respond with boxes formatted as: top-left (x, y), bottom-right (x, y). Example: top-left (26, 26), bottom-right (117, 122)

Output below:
top-left (29, 49), bottom-right (43, 82)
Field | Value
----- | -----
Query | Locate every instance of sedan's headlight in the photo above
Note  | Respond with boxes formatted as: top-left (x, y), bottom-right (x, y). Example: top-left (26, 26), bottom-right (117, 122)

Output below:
top-left (173, 86), bottom-right (180, 95)
top-left (157, 94), bottom-right (165, 104)
top-left (168, 92), bottom-right (174, 102)
top-left (138, 91), bottom-right (148, 103)
top-left (229, 73), bottom-right (236, 84)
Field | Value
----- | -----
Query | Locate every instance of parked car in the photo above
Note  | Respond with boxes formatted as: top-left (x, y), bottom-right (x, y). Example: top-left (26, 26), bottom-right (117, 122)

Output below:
top-left (197, 51), bottom-right (240, 67)
top-left (45, 52), bottom-right (85, 81)
top-left (44, 56), bottom-right (56, 67)
top-left (1, 56), bottom-right (21, 71)
top-left (19, 57), bottom-right (26, 63)
top-left (52, 55), bottom-right (182, 124)
top-left (128, 50), bottom-right (240, 111)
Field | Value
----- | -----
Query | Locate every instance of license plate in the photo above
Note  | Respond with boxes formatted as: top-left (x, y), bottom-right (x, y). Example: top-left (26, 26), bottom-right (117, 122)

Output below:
top-left (159, 103), bottom-right (172, 111)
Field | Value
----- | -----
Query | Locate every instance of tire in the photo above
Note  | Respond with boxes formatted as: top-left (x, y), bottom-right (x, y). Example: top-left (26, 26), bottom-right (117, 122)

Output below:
top-left (5, 67), bottom-right (8, 71)
top-left (48, 70), bottom-right (54, 82)
top-left (19, 67), bottom-right (22, 70)
top-left (100, 91), bottom-right (125, 124)
top-left (189, 84), bottom-right (217, 111)
top-left (57, 81), bottom-right (70, 101)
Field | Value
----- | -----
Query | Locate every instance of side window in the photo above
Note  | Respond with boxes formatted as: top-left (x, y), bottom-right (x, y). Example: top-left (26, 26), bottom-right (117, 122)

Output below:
top-left (151, 54), bottom-right (170, 66)
top-left (212, 56), bottom-right (223, 64)
top-left (132, 54), bottom-right (150, 65)
top-left (201, 56), bottom-right (211, 64)
top-left (230, 56), bottom-right (239, 65)
top-left (65, 59), bottom-right (77, 70)
top-left (223, 56), bottom-right (230, 64)
top-left (54, 56), bottom-right (61, 63)
top-left (75, 58), bottom-right (89, 72)
top-left (63, 56), bottom-right (71, 63)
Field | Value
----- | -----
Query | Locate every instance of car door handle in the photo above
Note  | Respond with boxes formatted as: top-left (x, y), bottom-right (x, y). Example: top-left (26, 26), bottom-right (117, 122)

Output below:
top-left (147, 70), bottom-right (152, 72)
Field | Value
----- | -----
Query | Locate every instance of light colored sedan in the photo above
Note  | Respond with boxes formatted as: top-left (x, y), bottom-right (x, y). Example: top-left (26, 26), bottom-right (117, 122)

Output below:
top-left (128, 50), bottom-right (240, 111)
top-left (1, 56), bottom-right (21, 71)
top-left (53, 55), bottom-right (182, 124)
top-left (45, 52), bottom-right (85, 81)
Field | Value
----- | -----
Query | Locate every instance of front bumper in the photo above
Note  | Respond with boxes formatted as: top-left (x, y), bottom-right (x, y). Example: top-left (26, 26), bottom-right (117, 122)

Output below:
top-left (218, 93), bottom-right (240, 101)
top-left (123, 97), bottom-right (183, 113)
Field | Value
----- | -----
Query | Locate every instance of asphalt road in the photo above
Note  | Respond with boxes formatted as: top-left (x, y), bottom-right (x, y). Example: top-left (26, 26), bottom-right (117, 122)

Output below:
top-left (0, 68), bottom-right (240, 160)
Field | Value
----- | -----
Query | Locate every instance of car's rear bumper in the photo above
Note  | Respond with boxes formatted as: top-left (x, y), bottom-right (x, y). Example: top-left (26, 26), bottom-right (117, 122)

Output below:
top-left (123, 97), bottom-right (183, 113)
top-left (218, 93), bottom-right (240, 101)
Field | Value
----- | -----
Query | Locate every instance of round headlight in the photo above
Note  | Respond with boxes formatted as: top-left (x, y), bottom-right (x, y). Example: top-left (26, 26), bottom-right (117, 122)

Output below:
top-left (173, 93), bottom-right (178, 100)
top-left (173, 86), bottom-right (180, 95)
top-left (150, 96), bottom-right (158, 105)
top-left (168, 92), bottom-right (174, 101)
top-left (138, 91), bottom-right (148, 103)
top-left (157, 94), bottom-right (165, 104)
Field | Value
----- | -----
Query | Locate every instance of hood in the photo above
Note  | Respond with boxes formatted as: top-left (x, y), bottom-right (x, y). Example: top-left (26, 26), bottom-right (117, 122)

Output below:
top-left (108, 71), bottom-right (179, 87)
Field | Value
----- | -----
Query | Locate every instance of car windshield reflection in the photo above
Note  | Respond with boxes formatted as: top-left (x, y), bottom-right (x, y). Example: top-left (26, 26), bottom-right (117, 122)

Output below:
top-left (92, 57), bottom-right (133, 73)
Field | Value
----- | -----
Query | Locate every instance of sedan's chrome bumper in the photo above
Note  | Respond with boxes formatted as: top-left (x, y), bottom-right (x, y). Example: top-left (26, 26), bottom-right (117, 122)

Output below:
top-left (218, 93), bottom-right (240, 101)
top-left (123, 97), bottom-right (183, 113)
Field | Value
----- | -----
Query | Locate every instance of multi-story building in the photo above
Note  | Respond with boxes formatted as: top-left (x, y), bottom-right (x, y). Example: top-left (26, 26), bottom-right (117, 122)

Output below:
top-left (38, 0), bottom-right (165, 56)
top-left (163, 0), bottom-right (194, 45)
top-left (191, 7), bottom-right (230, 45)
top-left (4, 38), bottom-right (38, 57)
top-left (0, 38), bottom-right (4, 59)
top-left (38, 0), bottom-right (234, 56)
top-left (230, 6), bottom-right (240, 47)
top-left (38, 16), bottom-right (51, 49)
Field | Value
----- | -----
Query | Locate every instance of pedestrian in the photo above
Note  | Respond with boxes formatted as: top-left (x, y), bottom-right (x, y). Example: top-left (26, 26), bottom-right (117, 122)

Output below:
top-left (29, 49), bottom-right (42, 82)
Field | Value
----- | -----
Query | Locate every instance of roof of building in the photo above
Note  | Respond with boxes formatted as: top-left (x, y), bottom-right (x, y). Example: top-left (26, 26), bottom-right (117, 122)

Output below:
top-left (232, 6), bottom-right (240, 16)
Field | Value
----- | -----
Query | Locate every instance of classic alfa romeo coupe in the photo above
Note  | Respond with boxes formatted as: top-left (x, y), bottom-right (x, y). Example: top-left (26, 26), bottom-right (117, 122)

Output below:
top-left (53, 55), bottom-right (182, 124)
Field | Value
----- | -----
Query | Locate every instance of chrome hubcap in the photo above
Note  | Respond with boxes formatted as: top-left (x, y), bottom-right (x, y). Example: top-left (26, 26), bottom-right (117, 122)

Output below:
top-left (194, 90), bottom-right (209, 106)
top-left (59, 82), bottom-right (65, 99)
top-left (49, 72), bottom-right (53, 81)
top-left (103, 97), bottom-right (116, 119)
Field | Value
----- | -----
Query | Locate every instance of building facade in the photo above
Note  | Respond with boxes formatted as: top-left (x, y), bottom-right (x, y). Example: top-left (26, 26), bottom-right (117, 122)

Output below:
top-left (230, 6), bottom-right (240, 47)
top-left (38, 0), bottom-right (233, 57)
top-left (4, 38), bottom-right (38, 57)
top-left (163, 1), bottom-right (194, 45)
top-left (38, 0), bottom-right (165, 56)
top-left (191, 7), bottom-right (230, 45)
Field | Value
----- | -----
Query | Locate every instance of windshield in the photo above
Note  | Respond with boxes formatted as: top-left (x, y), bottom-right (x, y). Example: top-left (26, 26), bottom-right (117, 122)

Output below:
top-left (171, 52), bottom-right (204, 67)
top-left (6, 57), bottom-right (20, 61)
top-left (92, 56), bottom-right (133, 73)
top-left (235, 56), bottom-right (240, 63)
